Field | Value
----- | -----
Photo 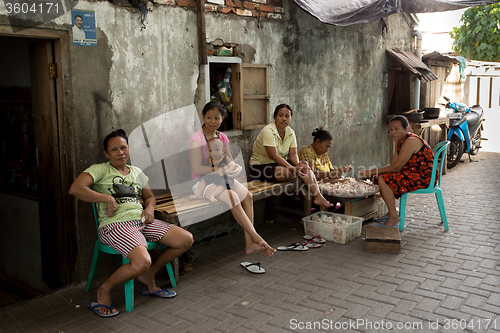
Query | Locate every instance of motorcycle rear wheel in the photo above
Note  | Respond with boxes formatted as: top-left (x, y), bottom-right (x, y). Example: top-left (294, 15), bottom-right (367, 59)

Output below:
top-left (447, 136), bottom-right (463, 169)
top-left (469, 130), bottom-right (481, 155)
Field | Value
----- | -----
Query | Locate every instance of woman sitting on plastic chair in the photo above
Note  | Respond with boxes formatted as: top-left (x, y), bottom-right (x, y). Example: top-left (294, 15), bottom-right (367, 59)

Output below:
top-left (69, 129), bottom-right (193, 317)
top-left (358, 115), bottom-right (435, 228)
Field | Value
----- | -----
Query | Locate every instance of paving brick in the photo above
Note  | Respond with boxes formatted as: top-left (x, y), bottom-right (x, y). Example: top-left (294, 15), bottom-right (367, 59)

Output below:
top-left (440, 261), bottom-right (461, 272)
top-left (256, 323), bottom-right (292, 333)
top-left (169, 319), bottom-right (195, 332)
top-left (464, 294), bottom-right (487, 308)
top-left (368, 302), bottom-right (394, 317)
top-left (459, 305), bottom-right (495, 319)
top-left (389, 291), bottom-right (424, 303)
top-left (439, 276), bottom-right (463, 288)
top-left (395, 280), bottom-right (420, 293)
top-left (366, 292), bottom-right (401, 305)
top-left (241, 312), bottom-right (273, 330)
top-left (418, 278), bottom-right (441, 291)
top-left (343, 304), bottom-right (371, 319)
top-left (393, 299), bottom-right (417, 315)
top-left (248, 302), bottom-right (282, 317)
top-left (265, 309), bottom-right (299, 327)
top-left (322, 296), bottom-right (354, 310)
top-left (435, 306), bottom-right (472, 321)
top-left (352, 284), bottom-right (376, 297)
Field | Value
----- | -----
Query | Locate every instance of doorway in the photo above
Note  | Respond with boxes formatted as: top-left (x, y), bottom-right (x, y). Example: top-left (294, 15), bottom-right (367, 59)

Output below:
top-left (0, 33), bottom-right (72, 306)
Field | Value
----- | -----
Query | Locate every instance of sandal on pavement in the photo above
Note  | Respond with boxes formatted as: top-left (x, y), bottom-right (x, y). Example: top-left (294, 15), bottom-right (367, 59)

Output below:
top-left (240, 262), bottom-right (265, 274)
top-left (88, 302), bottom-right (119, 318)
top-left (378, 223), bottom-right (399, 228)
top-left (302, 240), bottom-right (322, 248)
top-left (303, 235), bottom-right (326, 244)
top-left (277, 242), bottom-right (309, 251)
top-left (374, 215), bottom-right (389, 222)
top-left (141, 288), bottom-right (177, 298)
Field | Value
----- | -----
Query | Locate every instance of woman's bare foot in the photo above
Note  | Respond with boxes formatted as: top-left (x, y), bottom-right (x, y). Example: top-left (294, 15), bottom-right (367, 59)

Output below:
top-left (384, 215), bottom-right (400, 227)
top-left (96, 286), bottom-right (117, 315)
top-left (259, 241), bottom-right (276, 257)
top-left (314, 196), bottom-right (334, 208)
top-left (245, 242), bottom-right (265, 255)
top-left (205, 194), bottom-right (218, 203)
top-left (137, 271), bottom-right (158, 294)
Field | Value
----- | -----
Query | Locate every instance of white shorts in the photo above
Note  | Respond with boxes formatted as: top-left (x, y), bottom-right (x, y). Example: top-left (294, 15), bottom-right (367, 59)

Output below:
top-left (192, 179), bottom-right (216, 199)
top-left (192, 179), bottom-right (240, 199)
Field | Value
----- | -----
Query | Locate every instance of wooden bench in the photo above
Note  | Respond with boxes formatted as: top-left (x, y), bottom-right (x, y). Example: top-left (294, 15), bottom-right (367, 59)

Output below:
top-left (154, 177), bottom-right (304, 225)
top-left (154, 177), bottom-right (304, 278)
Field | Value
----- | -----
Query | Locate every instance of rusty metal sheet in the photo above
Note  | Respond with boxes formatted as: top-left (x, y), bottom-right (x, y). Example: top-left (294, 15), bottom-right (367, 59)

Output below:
top-left (387, 49), bottom-right (439, 83)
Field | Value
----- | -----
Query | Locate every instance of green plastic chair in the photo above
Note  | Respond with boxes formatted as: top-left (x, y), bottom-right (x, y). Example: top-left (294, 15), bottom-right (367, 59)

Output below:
top-left (85, 203), bottom-right (176, 312)
top-left (398, 141), bottom-right (450, 232)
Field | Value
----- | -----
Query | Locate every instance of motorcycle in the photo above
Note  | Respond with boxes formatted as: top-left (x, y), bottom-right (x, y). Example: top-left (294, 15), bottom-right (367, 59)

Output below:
top-left (443, 96), bottom-right (486, 169)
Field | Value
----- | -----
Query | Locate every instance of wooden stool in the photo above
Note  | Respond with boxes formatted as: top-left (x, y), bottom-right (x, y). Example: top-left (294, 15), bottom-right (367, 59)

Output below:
top-left (365, 225), bottom-right (401, 253)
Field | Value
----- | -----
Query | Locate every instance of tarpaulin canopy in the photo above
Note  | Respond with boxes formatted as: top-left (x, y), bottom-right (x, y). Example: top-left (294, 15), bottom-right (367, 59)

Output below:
top-left (293, 0), bottom-right (497, 26)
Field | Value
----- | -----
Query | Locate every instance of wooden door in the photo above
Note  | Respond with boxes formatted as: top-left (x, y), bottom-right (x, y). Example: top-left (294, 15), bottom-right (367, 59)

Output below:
top-left (29, 41), bottom-right (67, 288)
top-left (233, 64), bottom-right (269, 130)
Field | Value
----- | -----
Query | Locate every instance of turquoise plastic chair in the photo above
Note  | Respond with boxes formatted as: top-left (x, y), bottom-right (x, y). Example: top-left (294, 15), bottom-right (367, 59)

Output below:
top-left (85, 203), bottom-right (176, 312)
top-left (398, 141), bottom-right (450, 232)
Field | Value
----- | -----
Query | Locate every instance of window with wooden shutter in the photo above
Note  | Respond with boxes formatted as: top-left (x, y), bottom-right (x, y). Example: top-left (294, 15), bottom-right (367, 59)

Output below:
top-left (233, 63), bottom-right (269, 130)
top-left (205, 58), bottom-right (269, 132)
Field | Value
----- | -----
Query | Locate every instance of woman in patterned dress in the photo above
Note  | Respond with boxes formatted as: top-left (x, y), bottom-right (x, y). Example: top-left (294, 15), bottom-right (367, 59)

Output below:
top-left (358, 115), bottom-right (435, 227)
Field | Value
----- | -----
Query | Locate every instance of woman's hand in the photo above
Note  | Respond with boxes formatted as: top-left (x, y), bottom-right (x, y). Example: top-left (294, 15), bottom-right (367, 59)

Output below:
top-left (141, 206), bottom-right (155, 224)
top-left (291, 163), bottom-right (309, 177)
top-left (103, 195), bottom-right (118, 217)
top-left (226, 164), bottom-right (242, 178)
top-left (357, 169), bottom-right (371, 179)
top-left (298, 160), bottom-right (310, 169)
top-left (341, 165), bottom-right (353, 173)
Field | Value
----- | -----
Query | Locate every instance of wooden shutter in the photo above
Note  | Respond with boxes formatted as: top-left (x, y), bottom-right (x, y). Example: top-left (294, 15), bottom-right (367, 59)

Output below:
top-left (233, 64), bottom-right (269, 130)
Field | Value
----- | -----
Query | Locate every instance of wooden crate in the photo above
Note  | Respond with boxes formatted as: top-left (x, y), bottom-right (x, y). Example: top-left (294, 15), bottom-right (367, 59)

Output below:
top-left (365, 225), bottom-right (401, 253)
top-left (344, 196), bottom-right (378, 221)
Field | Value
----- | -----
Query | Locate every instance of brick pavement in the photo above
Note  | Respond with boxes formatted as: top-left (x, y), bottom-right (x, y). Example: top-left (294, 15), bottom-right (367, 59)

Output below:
top-left (1, 152), bottom-right (499, 333)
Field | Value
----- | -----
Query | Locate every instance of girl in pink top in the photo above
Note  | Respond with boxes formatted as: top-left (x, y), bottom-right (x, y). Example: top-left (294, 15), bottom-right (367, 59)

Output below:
top-left (189, 102), bottom-right (276, 258)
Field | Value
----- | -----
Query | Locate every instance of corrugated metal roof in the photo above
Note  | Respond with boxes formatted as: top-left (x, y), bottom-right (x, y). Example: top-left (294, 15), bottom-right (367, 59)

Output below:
top-left (387, 49), bottom-right (438, 83)
top-left (422, 51), bottom-right (459, 64)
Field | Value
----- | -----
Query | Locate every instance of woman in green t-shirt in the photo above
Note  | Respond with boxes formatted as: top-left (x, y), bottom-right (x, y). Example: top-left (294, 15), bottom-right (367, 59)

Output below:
top-left (249, 104), bottom-right (334, 208)
top-left (69, 129), bottom-right (193, 317)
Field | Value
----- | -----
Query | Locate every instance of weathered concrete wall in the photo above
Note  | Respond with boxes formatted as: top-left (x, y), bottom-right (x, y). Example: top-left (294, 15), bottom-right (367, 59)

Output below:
top-left (1, 0), bottom-right (414, 282)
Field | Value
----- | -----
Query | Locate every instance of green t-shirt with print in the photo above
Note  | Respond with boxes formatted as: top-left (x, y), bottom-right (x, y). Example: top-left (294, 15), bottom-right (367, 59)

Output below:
top-left (84, 162), bottom-right (149, 228)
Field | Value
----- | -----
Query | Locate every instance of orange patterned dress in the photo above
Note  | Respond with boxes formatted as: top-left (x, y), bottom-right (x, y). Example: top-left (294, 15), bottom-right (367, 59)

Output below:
top-left (375, 133), bottom-right (435, 199)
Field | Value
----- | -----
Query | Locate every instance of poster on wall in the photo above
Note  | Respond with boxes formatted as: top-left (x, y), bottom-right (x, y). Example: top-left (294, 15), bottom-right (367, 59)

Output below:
top-left (71, 9), bottom-right (97, 46)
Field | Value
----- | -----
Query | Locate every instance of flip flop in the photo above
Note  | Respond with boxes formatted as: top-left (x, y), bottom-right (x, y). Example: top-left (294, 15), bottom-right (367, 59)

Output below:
top-left (303, 235), bottom-right (326, 244)
top-left (141, 288), bottom-right (177, 298)
top-left (88, 302), bottom-right (119, 317)
top-left (276, 242), bottom-right (309, 251)
top-left (378, 223), bottom-right (399, 228)
top-left (302, 240), bottom-right (322, 248)
top-left (374, 215), bottom-right (389, 222)
top-left (240, 262), bottom-right (265, 274)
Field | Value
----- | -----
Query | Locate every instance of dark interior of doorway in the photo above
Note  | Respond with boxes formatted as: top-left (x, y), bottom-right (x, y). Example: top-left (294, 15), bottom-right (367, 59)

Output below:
top-left (387, 69), bottom-right (412, 115)
top-left (0, 273), bottom-right (42, 308)
top-left (0, 36), bottom-right (51, 307)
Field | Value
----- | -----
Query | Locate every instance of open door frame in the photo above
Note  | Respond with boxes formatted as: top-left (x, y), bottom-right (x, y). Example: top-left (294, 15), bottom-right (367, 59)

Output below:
top-left (0, 26), bottom-right (74, 288)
